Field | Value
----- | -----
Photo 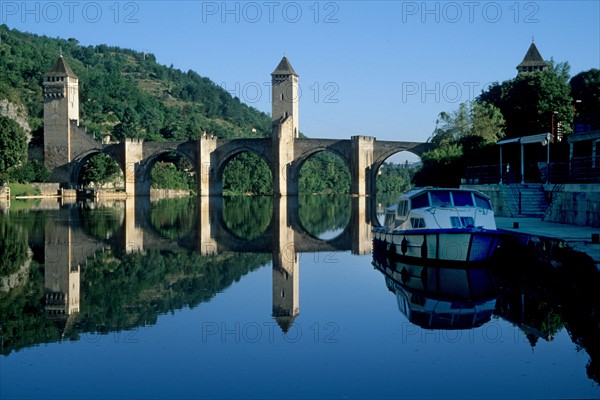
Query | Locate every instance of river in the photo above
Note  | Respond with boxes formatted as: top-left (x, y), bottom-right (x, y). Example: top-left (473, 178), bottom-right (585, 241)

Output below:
top-left (0, 195), bottom-right (598, 399)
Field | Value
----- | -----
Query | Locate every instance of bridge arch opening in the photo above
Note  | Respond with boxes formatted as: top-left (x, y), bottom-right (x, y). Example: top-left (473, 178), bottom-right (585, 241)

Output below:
top-left (220, 150), bottom-right (273, 196)
top-left (373, 150), bottom-right (421, 226)
top-left (142, 151), bottom-right (198, 195)
top-left (73, 151), bottom-right (124, 191)
top-left (294, 149), bottom-right (352, 239)
top-left (297, 150), bottom-right (351, 195)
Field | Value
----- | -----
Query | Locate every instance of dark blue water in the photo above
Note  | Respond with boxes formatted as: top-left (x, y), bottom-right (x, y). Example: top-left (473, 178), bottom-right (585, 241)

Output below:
top-left (1, 196), bottom-right (598, 399)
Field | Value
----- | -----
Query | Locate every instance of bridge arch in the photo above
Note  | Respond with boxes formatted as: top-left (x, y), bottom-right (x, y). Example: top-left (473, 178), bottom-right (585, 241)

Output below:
top-left (214, 141), bottom-right (274, 195)
top-left (293, 149), bottom-right (352, 196)
top-left (294, 147), bottom-right (351, 173)
top-left (70, 149), bottom-right (125, 188)
top-left (139, 148), bottom-right (198, 177)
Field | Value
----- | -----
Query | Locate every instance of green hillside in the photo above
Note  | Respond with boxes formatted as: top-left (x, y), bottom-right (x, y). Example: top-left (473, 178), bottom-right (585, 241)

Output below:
top-left (0, 24), bottom-right (272, 144)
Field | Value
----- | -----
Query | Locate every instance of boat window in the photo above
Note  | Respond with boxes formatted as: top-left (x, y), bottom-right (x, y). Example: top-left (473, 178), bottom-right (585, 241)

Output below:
top-left (461, 217), bottom-right (474, 227)
top-left (430, 191), bottom-right (452, 207)
top-left (397, 200), bottom-right (408, 217)
top-left (473, 193), bottom-right (492, 210)
top-left (410, 218), bottom-right (426, 228)
top-left (451, 191), bottom-right (474, 207)
top-left (450, 217), bottom-right (462, 228)
top-left (411, 193), bottom-right (430, 209)
top-left (450, 216), bottom-right (475, 228)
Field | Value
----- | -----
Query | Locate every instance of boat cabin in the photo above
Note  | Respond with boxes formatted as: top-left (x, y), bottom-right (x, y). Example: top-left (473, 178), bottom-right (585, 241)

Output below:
top-left (385, 188), bottom-right (495, 230)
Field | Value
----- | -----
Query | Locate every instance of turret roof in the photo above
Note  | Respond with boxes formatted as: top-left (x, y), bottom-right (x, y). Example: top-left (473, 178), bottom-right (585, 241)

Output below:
top-left (46, 55), bottom-right (78, 78)
top-left (271, 56), bottom-right (298, 76)
top-left (517, 42), bottom-right (548, 68)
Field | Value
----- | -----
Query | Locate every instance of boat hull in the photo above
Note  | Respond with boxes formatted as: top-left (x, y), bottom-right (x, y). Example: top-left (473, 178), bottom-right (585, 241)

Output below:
top-left (372, 227), bottom-right (502, 263)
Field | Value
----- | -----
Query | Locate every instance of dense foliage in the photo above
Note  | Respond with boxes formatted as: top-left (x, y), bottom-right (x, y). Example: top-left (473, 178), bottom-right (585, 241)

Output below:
top-left (478, 62), bottom-right (574, 139)
top-left (0, 115), bottom-right (28, 182)
top-left (570, 68), bottom-right (600, 129)
top-left (299, 152), bottom-right (351, 194)
top-left (80, 153), bottom-right (122, 187)
top-left (223, 153), bottom-right (273, 195)
top-left (376, 162), bottom-right (415, 194)
top-left (414, 101), bottom-right (505, 187)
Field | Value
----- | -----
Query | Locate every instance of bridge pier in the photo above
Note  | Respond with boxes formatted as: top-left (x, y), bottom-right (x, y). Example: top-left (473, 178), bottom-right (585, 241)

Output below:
top-left (124, 139), bottom-right (145, 197)
top-left (198, 135), bottom-right (218, 196)
top-left (273, 117), bottom-right (297, 196)
top-left (351, 136), bottom-right (375, 196)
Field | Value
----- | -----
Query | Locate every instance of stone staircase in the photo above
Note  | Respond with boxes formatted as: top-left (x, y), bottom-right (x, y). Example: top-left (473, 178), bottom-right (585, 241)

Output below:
top-left (500, 183), bottom-right (549, 217)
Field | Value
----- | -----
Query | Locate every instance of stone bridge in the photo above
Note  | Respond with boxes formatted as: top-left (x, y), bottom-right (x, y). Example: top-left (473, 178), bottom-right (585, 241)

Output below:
top-left (61, 135), bottom-right (430, 197)
top-left (43, 55), bottom-right (430, 196)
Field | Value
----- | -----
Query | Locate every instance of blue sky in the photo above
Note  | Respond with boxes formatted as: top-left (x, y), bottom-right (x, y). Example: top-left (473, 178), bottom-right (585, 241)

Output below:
top-left (2, 1), bottom-right (599, 149)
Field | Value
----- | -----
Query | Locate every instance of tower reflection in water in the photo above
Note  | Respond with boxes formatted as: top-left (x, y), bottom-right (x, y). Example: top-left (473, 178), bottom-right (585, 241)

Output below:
top-left (372, 249), bottom-right (499, 330)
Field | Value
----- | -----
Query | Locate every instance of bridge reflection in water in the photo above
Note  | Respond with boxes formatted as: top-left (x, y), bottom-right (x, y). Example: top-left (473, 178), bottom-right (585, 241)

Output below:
top-left (42, 195), bottom-right (375, 334)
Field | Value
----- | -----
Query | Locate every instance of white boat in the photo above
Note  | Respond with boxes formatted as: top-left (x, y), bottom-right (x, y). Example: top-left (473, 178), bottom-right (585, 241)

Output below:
top-left (372, 188), bottom-right (502, 263)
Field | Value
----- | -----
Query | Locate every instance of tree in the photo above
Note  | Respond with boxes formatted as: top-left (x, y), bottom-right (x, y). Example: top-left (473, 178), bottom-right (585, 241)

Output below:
top-left (80, 154), bottom-right (121, 188)
top-left (478, 67), bottom-right (573, 139)
top-left (0, 115), bottom-right (28, 183)
top-left (8, 160), bottom-right (50, 183)
top-left (570, 68), bottom-right (600, 130)
top-left (376, 162), bottom-right (414, 193)
top-left (414, 101), bottom-right (505, 187)
top-left (428, 101), bottom-right (505, 149)
top-left (223, 152), bottom-right (273, 195)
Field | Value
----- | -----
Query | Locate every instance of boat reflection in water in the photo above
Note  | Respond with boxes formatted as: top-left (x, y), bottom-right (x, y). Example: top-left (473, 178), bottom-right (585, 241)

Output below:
top-left (372, 250), bottom-right (500, 330)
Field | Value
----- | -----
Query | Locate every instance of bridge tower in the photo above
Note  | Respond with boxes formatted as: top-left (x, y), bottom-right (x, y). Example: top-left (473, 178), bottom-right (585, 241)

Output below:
top-left (272, 57), bottom-right (299, 196)
top-left (43, 55), bottom-right (80, 182)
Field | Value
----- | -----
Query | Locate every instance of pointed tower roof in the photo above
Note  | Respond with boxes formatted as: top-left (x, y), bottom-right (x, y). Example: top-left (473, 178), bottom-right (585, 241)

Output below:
top-left (46, 55), bottom-right (78, 78)
top-left (271, 56), bottom-right (298, 76)
top-left (517, 42), bottom-right (548, 69)
top-left (274, 315), bottom-right (298, 334)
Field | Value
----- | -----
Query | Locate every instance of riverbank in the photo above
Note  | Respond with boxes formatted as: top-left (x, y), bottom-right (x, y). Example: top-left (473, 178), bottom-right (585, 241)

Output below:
top-left (496, 216), bottom-right (600, 265)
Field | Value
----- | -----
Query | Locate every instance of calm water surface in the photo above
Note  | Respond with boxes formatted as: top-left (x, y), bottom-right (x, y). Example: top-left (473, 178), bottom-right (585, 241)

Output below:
top-left (1, 195), bottom-right (599, 399)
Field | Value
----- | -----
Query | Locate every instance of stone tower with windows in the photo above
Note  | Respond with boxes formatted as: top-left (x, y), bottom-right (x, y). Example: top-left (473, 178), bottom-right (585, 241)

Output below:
top-left (271, 56), bottom-right (299, 137)
top-left (271, 56), bottom-right (299, 195)
top-left (43, 55), bottom-right (80, 182)
top-left (516, 41), bottom-right (549, 75)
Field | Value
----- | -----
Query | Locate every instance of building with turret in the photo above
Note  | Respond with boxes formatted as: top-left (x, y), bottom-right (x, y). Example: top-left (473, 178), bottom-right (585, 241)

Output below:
top-left (516, 41), bottom-right (549, 75)
top-left (43, 55), bottom-right (99, 184)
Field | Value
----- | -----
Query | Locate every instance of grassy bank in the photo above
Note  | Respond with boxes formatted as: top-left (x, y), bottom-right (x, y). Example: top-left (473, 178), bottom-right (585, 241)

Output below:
top-left (8, 183), bottom-right (40, 197)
